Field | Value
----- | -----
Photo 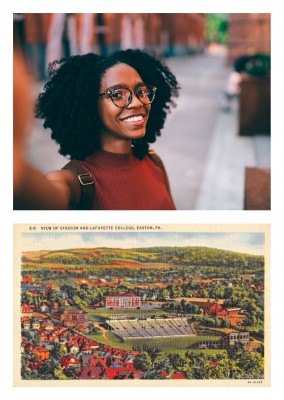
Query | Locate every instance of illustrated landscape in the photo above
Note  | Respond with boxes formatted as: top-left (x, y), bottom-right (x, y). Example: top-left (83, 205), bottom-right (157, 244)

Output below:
top-left (20, 236), bottom-right (266, 381)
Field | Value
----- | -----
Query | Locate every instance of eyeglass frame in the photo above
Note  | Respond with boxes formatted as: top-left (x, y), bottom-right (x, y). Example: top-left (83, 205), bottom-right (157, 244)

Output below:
top-left (97, 84), bottom-right (157, 108)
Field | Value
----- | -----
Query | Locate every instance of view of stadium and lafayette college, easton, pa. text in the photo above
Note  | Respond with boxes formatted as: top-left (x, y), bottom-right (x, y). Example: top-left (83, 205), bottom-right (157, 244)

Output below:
top-left (14, 224), bottom-right (270, 386)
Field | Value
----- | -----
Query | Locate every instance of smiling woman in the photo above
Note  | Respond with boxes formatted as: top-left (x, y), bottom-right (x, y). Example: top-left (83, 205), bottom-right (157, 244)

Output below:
top-left (14, 49), bottom-right (180, 210)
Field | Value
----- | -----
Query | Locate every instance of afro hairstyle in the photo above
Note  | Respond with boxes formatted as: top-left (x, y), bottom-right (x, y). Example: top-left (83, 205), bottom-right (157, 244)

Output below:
top-left (35, 49), bottom-right (180, 160)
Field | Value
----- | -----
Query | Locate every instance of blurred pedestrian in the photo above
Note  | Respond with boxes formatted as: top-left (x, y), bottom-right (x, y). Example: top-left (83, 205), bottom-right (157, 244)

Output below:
top-left (16, 49), bottom-right (180, 210)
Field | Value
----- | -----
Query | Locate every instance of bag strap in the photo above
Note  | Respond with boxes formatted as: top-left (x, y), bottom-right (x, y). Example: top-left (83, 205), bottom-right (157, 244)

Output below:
top-left (147, 149), bottom-right (175, 207)
top-left (62, 160), bottom-right (94, 210)
top-left (62, 151), bottom-right (174, 210)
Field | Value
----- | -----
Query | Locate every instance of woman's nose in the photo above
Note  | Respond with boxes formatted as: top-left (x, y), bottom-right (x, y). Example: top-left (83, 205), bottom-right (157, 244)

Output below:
top-left (127, 91), bottom-right (143, 108)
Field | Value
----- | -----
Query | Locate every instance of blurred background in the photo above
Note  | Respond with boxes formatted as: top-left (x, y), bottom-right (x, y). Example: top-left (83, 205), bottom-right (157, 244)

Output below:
top-left (13, 13), bottom-right (271, 210)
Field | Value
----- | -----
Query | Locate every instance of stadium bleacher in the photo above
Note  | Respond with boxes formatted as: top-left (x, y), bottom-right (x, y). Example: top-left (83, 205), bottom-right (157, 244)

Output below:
top-left (106, 317), bottom-right (195, 339)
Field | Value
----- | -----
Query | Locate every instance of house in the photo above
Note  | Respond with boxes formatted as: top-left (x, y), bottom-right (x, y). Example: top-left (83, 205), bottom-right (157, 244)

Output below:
top-left (77, 365), bottom-right (105, 380)
top-left (68, 344), bottom-right (80, 355)
top-left (48, 331), bottom-right (60, 342)
top-left (26, 360), bottom-right (42, 370)
top-left (32, 320), bottom-right (41, 330)
top-left (41, 321), bottom-right (55, 331)
top-left (81, 354), bottom-right (98, 366)
top-left (22, 317), bottom-right (30, 330)
top-left (74, 324), bottom-right (88, 334)
top-left (61, 354), bottom-right (81, 370)
top-left (104, 366), bottom-right (139, 380)
top-left (21, 304), bottom-right (34, 317)
top-left (38, 330), bottom-right (49, 343)
top-left (22, 275), bottom-right (33, 283)
top-left (81, 340), bottom-right (100, 353)
top-left (32, 346), bottom-right (50, 361)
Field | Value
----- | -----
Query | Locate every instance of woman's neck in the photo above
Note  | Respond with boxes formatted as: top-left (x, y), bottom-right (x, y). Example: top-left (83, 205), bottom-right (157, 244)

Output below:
top-left (100, 136), bottom-right (132, 154)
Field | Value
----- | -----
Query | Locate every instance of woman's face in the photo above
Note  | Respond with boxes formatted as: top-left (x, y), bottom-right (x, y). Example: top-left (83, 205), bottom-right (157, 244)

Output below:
top-left (98, 63), bottom-right (151, 146)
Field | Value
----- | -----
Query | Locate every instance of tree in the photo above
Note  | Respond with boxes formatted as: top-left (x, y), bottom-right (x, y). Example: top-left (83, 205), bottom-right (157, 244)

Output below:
top-left (146, 347), bottom-right (162, 363)
top-left (72, 295), bottom-right (88, 310)
top-left (65, 365), bottom-right (78, 379)
top-left (133, 352), bottom-right (152, 372)
top-left (53, 365), bottom-right (68, 380)
top-left (52, 342), bottom-right (67, 359)
top-left (168, 353), bottom-right (188, 372)
top-left (227, 342), bottom-right (245, 360)
top-left (237, 352), bottom-right (264, 379)
top-left (202, 358), bottom-right (231, 379)
top-left (38, 358), bottom-right (57, 379)
top-left (153, 354), bottom-right (173, 374)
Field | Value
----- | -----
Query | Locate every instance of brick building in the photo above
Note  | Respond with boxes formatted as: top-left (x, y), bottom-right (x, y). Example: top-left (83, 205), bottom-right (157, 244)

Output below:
top-left (227, 13), bottom-right (271, 65)
top-left (99, 13), bottom-right (205, 56)
top-left (51, 307), bottom-right (89, 328)
top-left (105, 294), bottom-right (141, 309)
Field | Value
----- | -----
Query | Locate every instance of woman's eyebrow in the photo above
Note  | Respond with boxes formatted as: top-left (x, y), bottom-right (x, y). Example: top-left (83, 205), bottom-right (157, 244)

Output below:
top-left (105, 81), bottom-right (145, 91)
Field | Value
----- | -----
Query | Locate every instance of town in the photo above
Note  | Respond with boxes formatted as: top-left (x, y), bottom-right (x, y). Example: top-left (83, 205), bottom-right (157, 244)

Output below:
top-left (20, 246), bottom-right (265, 380)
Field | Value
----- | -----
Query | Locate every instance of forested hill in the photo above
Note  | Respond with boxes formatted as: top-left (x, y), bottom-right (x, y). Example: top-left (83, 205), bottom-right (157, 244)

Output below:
top-left (22, 246), bottom-right (264, 271)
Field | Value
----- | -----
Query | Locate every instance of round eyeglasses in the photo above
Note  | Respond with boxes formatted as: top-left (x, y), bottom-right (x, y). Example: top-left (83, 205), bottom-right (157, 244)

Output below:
top-left (98, 84), bottom-right (157, 108)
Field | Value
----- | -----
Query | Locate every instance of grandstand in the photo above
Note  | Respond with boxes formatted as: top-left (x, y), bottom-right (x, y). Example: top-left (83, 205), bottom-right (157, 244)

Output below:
top-left (106, 317), bottom-right (195, 339)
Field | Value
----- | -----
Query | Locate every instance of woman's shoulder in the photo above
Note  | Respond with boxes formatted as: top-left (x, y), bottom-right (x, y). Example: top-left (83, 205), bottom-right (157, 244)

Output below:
top-left (147, 149), bottom-right (165, 170)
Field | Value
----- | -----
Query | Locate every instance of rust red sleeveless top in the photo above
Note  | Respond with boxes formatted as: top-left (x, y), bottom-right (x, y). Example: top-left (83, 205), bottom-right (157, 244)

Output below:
top-left (79, 149), bottom-right (175, 210)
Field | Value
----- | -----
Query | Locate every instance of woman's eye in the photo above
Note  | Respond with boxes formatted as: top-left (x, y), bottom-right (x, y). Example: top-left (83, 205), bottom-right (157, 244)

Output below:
top-left (138, 88), bottom-right (150, 97)
top-left (112, 91), bottom-right (124, 99)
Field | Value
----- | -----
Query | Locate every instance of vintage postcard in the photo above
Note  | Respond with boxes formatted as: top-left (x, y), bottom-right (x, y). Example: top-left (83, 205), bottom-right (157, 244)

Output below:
top-left (14, 224), bottom-right (270, 386)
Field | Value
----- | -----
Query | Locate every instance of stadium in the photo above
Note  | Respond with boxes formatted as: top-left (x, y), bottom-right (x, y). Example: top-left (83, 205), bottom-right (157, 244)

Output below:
top-left (106, 317), bottom-right (196, 339)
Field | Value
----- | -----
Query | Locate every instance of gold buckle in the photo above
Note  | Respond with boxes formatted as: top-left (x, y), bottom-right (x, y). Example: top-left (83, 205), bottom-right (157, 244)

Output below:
top-left (78, 173), bottom-right (94, 186)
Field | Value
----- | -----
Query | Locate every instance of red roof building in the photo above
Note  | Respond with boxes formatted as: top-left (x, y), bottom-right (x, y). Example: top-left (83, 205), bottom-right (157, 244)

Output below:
top-left (77, 366), bottom-right (104, 380)
top-left (61, 355), bottom-right (81, 370)
top-left (32, 346), bottom-right (50, 361)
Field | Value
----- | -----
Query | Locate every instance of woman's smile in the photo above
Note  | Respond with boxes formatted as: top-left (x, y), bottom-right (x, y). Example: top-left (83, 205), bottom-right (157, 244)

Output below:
top-left (120, 112), bottom-right (146, 125)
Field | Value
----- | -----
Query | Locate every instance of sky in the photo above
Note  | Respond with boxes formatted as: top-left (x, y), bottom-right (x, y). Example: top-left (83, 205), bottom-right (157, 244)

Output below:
top-left (21, 231), bottom-right (266, 256)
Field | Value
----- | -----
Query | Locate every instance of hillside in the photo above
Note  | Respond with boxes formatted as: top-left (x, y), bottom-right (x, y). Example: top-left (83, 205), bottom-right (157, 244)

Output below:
top-left (22, 246), bottom-right (264, 272)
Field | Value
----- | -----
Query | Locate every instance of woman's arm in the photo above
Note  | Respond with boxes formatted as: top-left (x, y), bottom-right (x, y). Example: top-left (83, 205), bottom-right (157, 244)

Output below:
top-left (13, 49), bottom-right (81, 210)
top-left (13, 150), bottom-right (81, 210)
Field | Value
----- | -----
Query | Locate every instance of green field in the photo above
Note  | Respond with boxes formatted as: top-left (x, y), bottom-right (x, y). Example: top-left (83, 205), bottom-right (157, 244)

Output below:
top-left (86, 331), bottom-right (222, 356)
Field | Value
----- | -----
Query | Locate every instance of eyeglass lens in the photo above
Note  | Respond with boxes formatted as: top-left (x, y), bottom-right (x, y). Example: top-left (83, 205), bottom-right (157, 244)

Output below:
top-left (111, 85), bottom-right (155, 107)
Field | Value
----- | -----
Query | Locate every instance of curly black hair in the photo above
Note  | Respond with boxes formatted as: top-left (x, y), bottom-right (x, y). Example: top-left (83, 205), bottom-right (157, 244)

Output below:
top-left (35, 49), bottom-right (180, 160)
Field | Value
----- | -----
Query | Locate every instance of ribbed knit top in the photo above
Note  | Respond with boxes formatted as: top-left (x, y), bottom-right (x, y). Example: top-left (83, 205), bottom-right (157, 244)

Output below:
top-left (79, 149), bottom-right (175, 210)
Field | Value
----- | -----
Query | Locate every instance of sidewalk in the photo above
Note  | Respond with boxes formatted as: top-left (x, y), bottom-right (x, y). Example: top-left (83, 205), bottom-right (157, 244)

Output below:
top-left (194, 101), bottom-right (270, 210)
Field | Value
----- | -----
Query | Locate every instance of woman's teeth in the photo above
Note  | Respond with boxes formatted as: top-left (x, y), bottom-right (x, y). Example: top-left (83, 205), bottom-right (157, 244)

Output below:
top-left (123, 116), bottom-right (143, 123)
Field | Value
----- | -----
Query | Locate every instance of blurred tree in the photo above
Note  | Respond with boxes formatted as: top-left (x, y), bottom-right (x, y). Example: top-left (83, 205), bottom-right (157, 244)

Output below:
top-left (206, 14), bottom-right (228, 45)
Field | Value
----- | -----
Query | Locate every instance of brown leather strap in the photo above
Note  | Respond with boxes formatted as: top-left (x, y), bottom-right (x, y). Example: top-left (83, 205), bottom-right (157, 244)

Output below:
top-left (147, 149), bottom-right (175, 208)
top-left (62, 160), bottom-right (94, 210)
